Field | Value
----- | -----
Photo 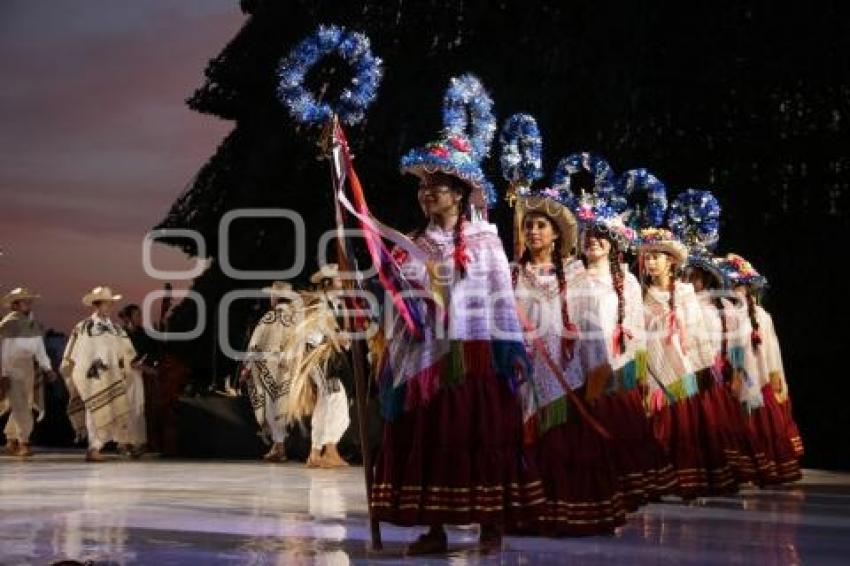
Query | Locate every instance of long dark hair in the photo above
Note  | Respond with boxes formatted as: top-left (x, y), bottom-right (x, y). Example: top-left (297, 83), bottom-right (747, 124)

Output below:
top-left (745, 287), bottom-right (762, 348)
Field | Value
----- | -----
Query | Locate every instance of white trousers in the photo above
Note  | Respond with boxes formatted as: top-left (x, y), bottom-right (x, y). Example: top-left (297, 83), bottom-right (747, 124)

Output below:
top-left (84, 374), bottom-right (146, 450)
top-left (84, 409), bottom-right (111, 451)
top-left (310, 380), bottom-right (350, 450)
top-left (3, 373), bottom-right (34, 442)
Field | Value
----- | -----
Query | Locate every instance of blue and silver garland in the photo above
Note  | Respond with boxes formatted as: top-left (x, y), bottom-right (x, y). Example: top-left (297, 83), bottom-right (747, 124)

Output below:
top-left (276, 24), bottom-right (383, 126)
top-left (550, 152), bottom-right (618, 211)
top-left (499, 113), bottom-right (543, 185)
top-left (619, 168), bottom-right (668, 229)
top-left (442, 74), bottom-right (497, 162)
top-left (667, 188), bottom-right (721, 252)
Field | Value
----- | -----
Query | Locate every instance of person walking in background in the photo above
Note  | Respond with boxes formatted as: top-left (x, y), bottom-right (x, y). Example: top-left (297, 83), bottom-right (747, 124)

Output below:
top-left (0, 287), bottom-right (57, 457)
top-left (61, 287), bottom-right (145, 462)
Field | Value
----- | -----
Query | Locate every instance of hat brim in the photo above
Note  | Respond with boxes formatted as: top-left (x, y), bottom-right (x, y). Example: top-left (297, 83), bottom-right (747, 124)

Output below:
top-left (580, 220), bottom-right (634, 253)
top-left (516, 195), bottom-right (578, 258)
top-left (309, 271), bottom-right (339, 285)
top-left (639, 241), bottom-right (688, 265)
top-left (2, 293), bottom-right (40, 307)
top-left (736, 275), bottom-right (769, 291)
top-left (687, 255), bottom-right (729, 289)
top-left (83, 294), bottom-right (123, 306)
top-left (262, 286), bottom-right (293, 296)
top-left (401, 163), bottom-right (488, 210)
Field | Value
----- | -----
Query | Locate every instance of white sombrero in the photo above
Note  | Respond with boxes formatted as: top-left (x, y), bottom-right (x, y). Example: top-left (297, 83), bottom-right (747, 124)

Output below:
top-left (309, 263), bottom-right (339, 285)
top-left (516, 194), bottom-right (579, 258)
top-left (82, 286), bottom-right (123, 306)
top-left (637, 228), bottom-right (689, 265)
top-left (1, 287), bottom-right (41, 307)
top-left (261, 281), bottom-right (294, 297)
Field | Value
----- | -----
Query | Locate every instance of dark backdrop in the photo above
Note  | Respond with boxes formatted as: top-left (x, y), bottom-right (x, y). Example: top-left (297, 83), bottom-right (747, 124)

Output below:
top-left (155, 0), bottom-right (850, 470)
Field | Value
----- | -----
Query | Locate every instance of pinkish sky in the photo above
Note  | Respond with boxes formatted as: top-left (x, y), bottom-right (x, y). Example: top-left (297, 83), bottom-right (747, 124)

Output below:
top-left (0, 1), bottom-right (245, 332)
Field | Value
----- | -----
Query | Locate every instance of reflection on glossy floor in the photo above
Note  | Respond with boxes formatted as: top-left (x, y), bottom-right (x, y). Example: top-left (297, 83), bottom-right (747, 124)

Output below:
top-left (1, 452), bottom-right (849, 565)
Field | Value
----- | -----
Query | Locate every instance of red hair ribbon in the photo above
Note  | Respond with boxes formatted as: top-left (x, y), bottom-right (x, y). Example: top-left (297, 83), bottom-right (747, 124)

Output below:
top-left (666, 311), bottom-right (688, 353)
top-left (611, 323), bottom-right (633, 356)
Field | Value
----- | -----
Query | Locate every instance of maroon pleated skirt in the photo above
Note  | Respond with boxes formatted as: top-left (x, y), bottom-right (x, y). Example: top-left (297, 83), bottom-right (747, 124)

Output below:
top-left (695, 371), bottom-right (747, 491)
top-left (652, 371), bottom-right (738, 499)
top-left (530, 403), bottom-right (627, 536)
top-left (745, 385), bottom-right (802, 485)
top-left (590, 388), bottom-right (677, 509)
top-left (780, 396), bottom-right (804, 459)
top-left (370, 363), bottom-right (544, 528)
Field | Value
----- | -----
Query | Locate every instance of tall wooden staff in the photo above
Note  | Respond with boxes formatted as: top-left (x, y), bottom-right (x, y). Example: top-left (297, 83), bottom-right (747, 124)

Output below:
top-left (277, 25), bottom-right (384, 550)
top-left (321, 116), bottom-right (382, 550)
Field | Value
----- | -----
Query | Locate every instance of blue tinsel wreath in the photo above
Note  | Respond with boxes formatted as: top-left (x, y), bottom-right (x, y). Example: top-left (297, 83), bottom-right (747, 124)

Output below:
top-left (550, 152), bottom-right (617, 212)
top-left (442, 74), bottom-right (497, 162)
top-left (276, 24), bottom-right (383, 126)
top-left (667, 188), bottom-right (721, 251)
top-left (499, 113), bottom-right (543, 185)
top-left (619, 168), bottom-right (668, 229)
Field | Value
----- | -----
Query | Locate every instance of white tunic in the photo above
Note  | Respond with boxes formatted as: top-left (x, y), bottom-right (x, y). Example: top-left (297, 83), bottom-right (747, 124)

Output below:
top-left (570, 267), bottom-right (647, 373)
top-left (514, 264), bottom-right (608, 426)
top-left (643, 281), bottom-right (713, 409)
top-left (737, 304), bottom-right (789, 401)
top-left (0, 312), bottom-right (52, 441)
top-left (694, 292), bottom-right (749, 369)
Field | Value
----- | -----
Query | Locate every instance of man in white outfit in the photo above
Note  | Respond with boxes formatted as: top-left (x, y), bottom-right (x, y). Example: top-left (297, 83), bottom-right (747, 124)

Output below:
top-left (240, 281), bottom-right (298, 462)
top-left (306, 264), bottom-right (351, 468)
top-left (0, 287), bottom-right (57, 457)
top-left (61, 286), bottom-right (145, 462)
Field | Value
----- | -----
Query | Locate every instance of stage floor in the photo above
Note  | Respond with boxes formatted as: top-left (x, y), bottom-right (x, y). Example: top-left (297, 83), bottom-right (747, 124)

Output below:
top-left (1, 452), bottom-right (849, 565)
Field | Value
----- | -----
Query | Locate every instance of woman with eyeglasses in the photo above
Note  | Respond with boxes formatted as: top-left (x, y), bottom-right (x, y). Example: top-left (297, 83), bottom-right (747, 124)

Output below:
top-left (369, 131), bottom-right (543, 555)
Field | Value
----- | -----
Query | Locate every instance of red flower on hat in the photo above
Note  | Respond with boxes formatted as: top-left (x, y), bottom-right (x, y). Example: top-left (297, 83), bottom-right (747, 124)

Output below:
top-left (429, 146), bottom-right (450, 158)
top-left (577, 205), bottom-right (595, 221)
top-left (448, 136), bottom-right (471, 153)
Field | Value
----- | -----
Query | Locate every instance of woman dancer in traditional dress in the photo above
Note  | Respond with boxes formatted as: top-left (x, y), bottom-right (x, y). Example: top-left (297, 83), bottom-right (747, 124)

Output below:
top-left (511, 187), bottom-right (627, 535)
top-left (369, 125), bottom-right (543, 553)
top-left (561, 160), bottom-right (677, 509)
top-left (639, 229), bottom-right (738, 497)
top-left (670, 189), bottom-right (758, 484)
top-left (718, 253), bottom-right (803, 484)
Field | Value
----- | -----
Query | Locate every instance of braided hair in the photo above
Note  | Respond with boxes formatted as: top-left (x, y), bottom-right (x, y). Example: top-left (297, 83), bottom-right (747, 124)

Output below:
top-left (552, 237), bottom-right (578, 359)
top-left (745, 288), bottom-right (762, 348)
top-left (696, 268), bottom-right (729, 361)
top-left (608, 246), bottom-right (628, 354)
top-left (453, 189), bottom-right (471, 279)
top-left (710, 295), bottom-right (729, 362)
top-left (583, 227), bottom-right (629, 355)
top-left (667, 269), bottom-right (677, 317)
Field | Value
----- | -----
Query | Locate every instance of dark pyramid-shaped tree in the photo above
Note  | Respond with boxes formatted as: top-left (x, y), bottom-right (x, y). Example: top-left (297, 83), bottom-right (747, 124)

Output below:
top-left (156, 0), bottom-right (849, 468)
